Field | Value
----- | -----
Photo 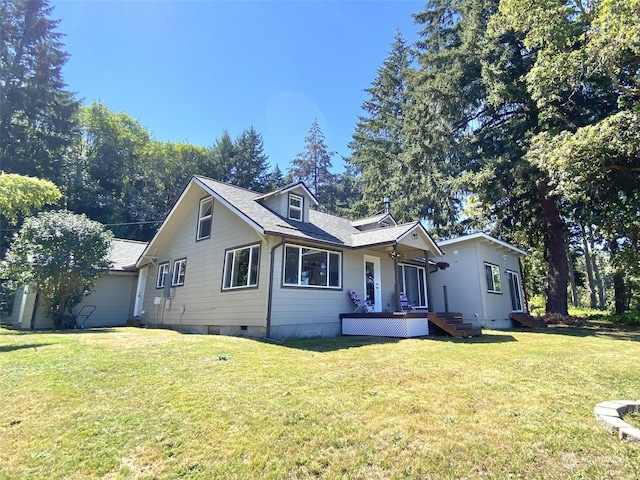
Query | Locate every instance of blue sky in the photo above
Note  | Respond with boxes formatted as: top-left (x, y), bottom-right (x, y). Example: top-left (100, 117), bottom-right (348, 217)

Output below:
top-left (52, 0), bottom-right (423, 172)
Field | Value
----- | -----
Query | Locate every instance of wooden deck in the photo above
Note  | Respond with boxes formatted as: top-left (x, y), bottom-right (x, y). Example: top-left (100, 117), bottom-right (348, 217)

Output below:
top-left (340, 312), bottom-right (429, 338)
top-left (339, 311), bottom-right (483, 338)
top-left (509, 312), bottom-right (548, 329)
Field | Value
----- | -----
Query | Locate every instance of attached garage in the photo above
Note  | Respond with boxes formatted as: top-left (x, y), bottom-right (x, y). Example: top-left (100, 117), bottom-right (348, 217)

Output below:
top-left (10, 239), bottom-right (147, 329)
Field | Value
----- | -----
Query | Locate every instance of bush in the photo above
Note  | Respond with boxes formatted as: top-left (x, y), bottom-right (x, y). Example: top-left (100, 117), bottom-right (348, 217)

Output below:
top-left (0, 210), bottom-right (112, 324)
top-left (611, 310), bottom-right (640, 326)
top-left (541, 313), bottom-right (587, 327)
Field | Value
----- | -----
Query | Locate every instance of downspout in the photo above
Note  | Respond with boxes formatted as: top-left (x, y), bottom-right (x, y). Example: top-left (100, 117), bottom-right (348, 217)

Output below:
top-left (392, 243), bottom-right (401, 312)
top-left (266, 236), bottom-right (286, 338)
top-left (424, 250), bottom-right (433, 312)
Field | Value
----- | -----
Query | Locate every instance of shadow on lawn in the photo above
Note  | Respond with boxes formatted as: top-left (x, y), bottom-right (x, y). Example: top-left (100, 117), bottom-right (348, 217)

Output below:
top-left (0, 326), bottom-right (117, 336)
top-left (509, 324), bottom-right (640, 343)
top-left (0, 343), bottom-right (52, 353)
top-left (277, 332), bottom-right (516, 352)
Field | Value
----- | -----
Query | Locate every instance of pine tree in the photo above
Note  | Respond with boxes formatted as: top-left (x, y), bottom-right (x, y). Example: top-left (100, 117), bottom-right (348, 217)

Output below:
top-left (288, 120), bottom-right (337, 211)
top-left (0, 0), bottom-right (79, 181)
top-left (348, 30), bottom-right (411, 218)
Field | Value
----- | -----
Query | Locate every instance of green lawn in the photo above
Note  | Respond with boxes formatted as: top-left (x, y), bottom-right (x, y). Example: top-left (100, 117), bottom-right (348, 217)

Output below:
top-left (1, 325), bottom-right (639, 479)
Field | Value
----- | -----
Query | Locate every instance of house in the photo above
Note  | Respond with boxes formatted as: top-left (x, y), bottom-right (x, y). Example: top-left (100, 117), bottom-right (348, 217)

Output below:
top-left (11, 238), bottom-right (147, 329)
top-left (134, 175), bottom-right (447, 338)
top-left (429, 233), bottom-right (527, 329)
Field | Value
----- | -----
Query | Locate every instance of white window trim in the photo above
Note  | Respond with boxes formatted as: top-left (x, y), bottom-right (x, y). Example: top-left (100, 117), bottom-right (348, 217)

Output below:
top-left (288, 194), bottom-right (303, 221)
top-left (485, 262), bottom-right (502, 294)
top-left (197, 197), bottom-right (213, 240)
top-left (156, 262), bottom-right (170, 289)
top-left (223, 244), bottom-right (260, 290)
top-left (397, 263), bottom-right (428, 307)
top-left (283, 244), bottom-right (342, 289)
top-left (507, 269), bottom-right (524, 311)
top-left (172, 258), bottom-right (187, 286)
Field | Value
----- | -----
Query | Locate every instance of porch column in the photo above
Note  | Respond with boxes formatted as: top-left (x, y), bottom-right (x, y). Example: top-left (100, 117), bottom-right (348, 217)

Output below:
top-left (424, 249), bottom-right (433, 312)
top-left (393, 246), bottom-right (401, 312)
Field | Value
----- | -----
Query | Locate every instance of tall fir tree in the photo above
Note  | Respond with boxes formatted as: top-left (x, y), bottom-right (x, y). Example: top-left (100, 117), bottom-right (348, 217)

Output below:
top-left (288, 120), bottom-right (337, 211)
top-left (348, 30), bottom-right (411, 219)
top-left (210, 130), bottom-right (236, 183)
top-left (403, 0), bottom-right (583, 314)
top-left (0, 0), bottom-right (79, 181)
top-left (228, 126), bottom-right (270, 192)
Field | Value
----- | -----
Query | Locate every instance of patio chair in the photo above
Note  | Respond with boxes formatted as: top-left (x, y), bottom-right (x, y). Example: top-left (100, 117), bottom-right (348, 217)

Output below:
top-left (400, 292), bottom-right (413, 312)
top-left (349, 290), bottom-right (374, 313)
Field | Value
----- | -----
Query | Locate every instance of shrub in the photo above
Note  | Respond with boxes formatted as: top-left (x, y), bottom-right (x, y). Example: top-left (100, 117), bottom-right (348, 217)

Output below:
top-left (0, 211), bottom-right (112, 327)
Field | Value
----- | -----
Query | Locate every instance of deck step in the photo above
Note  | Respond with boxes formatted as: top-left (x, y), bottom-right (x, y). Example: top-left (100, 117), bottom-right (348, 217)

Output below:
top-left (428, 313), bottom-right (482, 338)
top-left (510, 313), bottom-right (548, 329)
top-left (455, 328), bottom-right (482, 338)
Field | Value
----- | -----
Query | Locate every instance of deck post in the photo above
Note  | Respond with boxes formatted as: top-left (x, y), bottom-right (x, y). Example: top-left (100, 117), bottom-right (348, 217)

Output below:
top-left (443, 285), bottom-right (449, 313)
top-left (424, 249), bottom-right (433, 312)
top-left (393, 245), bottom-right (401, 312)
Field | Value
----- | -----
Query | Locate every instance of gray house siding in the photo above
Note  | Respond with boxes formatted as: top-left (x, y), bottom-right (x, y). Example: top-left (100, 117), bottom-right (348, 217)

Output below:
top-left (75, 272), bottom-right (138, 327)
top-left (268, 246), bottom-right (398, 338)
top-left (140, 185), bottom-right (268, 334)
top-left (11, 272), bottom-right (138, 329)
top-left (431, 236), bottom-right (524, 328)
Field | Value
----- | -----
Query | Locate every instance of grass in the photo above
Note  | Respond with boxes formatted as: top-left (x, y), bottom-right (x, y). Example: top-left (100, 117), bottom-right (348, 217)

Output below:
top-left (1, 326), bottom-right (640, 479)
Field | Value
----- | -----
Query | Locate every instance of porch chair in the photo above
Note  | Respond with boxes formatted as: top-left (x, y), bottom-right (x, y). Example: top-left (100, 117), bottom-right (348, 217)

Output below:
top-left (349, 290), bottom-right (374, 313)
top-left (400, 292), bottom-right (413, 312)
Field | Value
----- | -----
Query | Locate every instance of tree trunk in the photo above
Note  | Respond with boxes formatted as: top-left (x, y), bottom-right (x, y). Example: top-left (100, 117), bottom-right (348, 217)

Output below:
top-left (537, 183), bottom-right (569, 315)
top-left (567, 246), bottom-right (579, 308)
top-left (609, 239), bottom-right (627, 314)
top-left (580, 224), bottom-right (597, 309)
top-left (590, 238), bottom-right (606, 309)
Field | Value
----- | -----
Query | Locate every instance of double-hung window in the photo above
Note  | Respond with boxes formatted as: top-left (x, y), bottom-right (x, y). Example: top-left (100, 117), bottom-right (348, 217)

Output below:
top-left (288, 194), bottom-right (303, 221)
top-left (284, 244), bottom-right (341, 288)
top-left (172, 258), bottom-right (187, 286)
top-left (223, 244), bottom-right (260, 289)
top-left (197, 197), bottom-right (213, 240)
top-left (156, 262), bottom-right (170, 289)
top-left (485, 262), bottom-right (502, 293)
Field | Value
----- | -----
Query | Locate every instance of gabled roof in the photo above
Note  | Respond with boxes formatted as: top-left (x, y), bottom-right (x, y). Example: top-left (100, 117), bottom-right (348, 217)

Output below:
top-left (253, 181), bottom-right (319, 206)
top-left (437, 232), bottom-right (527, 256)
top-left (138, 176), bottom-right (443, 266)
top-left (350, 212), bottom-right (397, 228)
top-left (110, 238), bottom-right (148, 271)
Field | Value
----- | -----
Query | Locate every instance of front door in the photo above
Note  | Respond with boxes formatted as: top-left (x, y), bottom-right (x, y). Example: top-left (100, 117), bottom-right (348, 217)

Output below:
top-left (364, 255), bottom-right (382, 312)
top-left (134, 266), bottom-right (148, 317)
top-left (507, 270), bottom-right (524, 312)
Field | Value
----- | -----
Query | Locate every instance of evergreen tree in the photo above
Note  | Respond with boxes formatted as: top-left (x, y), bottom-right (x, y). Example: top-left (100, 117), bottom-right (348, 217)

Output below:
top-left (288, 120), bottom-right (337, 211)
top-left (264, 165), bottom-right (286, 192)
top-left (348, 30), bottom-right (411, 218)
top-left (210, 130), bottom-right (235, 183)
top-left (0, 0), bottom-right (79, 181)
top-left (228, 126), bottom-right (270, 191)
top-left (404, 0), bottom-right (580, 314)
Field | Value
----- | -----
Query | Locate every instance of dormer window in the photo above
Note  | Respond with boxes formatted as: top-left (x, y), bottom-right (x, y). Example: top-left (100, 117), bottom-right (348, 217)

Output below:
top-left (197, 197), bottom-right (213, 240)
top-left (288, 194), bottom-right (303, 221)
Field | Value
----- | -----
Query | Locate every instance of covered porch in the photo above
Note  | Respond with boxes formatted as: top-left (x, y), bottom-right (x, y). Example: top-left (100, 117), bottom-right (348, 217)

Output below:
top-left (340, 225), bottom-right (439, 338)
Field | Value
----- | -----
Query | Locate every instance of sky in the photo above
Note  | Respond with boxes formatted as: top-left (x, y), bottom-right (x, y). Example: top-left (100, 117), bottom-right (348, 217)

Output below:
top-left (51, 0), bottom-right (424, 173)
